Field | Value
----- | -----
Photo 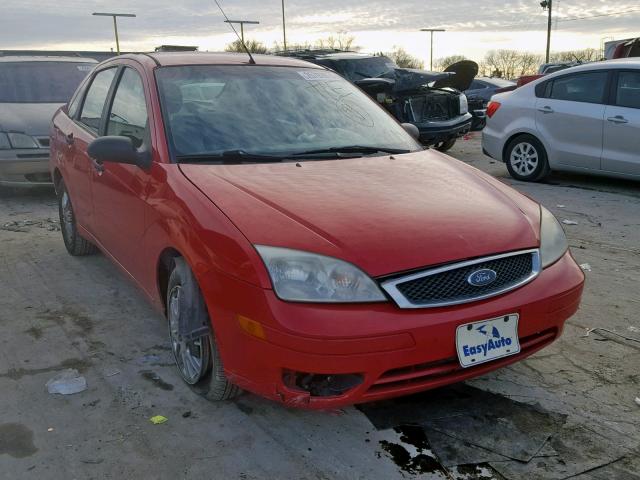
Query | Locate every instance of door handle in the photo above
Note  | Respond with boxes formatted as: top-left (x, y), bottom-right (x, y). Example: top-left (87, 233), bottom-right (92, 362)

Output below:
top-left (607, 115), bottom-right (628, 124)
top-left (537, 106), bottom-right (554, 114)
top-left (90, 157), bottom-right (104, 175)
top-left (65, 132), bottom-right (74, 145)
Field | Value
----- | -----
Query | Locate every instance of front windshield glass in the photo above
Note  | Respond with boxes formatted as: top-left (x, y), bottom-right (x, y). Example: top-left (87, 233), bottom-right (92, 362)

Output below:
top-left (0, 61), bottom-right (95, 103)
top-left (156, 65), bottom-right (418, 159)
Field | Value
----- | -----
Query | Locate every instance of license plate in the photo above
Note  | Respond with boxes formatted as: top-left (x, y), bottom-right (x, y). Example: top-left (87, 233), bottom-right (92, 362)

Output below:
top-left (456, 314), bottom-right (520, 368)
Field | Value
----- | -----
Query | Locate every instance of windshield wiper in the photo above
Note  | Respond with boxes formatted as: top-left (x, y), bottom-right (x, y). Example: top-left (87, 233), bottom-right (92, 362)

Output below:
top-left (291, 145), bottom-right (411, 156)
top-left (176, 150), bottom-right (287, 164)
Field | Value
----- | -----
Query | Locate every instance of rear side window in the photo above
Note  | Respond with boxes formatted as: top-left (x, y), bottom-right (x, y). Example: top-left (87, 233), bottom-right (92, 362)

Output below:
top-left (548, 72), bottom-right (608, 104)
top-left (469, 80), bottom-right (488, 90)
top-left (615, 71), bottom-right (640, 109)
top-left (106, 68), bottom-right (149, 148)
top-left (79, 68), bottom-right (117, 134)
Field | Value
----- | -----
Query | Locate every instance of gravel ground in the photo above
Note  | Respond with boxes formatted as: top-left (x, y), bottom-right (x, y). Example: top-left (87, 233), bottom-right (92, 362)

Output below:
top-left (1, 134), bottom-right (638, 479)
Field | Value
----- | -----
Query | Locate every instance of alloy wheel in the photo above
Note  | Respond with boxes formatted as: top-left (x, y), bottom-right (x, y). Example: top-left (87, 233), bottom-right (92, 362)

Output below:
top-left (168, 285), bottom-right (210, 385)
top-left (510, 142), bottom-right (539, 176)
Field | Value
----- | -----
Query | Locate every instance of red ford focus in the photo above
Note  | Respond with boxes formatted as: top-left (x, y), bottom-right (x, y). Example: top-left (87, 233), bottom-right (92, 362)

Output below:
top-left (50, 52), bottom-right (584, 408)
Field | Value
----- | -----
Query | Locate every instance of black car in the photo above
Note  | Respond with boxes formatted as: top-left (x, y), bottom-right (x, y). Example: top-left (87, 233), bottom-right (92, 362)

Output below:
top-left (275, 50), bottom-right (478, 151)
top-left (464, 77), bottom-right (516, 130)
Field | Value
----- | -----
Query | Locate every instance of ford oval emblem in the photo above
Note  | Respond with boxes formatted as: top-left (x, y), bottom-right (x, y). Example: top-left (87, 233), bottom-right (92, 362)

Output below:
top-left (467, 269), bottom-right (497, 287)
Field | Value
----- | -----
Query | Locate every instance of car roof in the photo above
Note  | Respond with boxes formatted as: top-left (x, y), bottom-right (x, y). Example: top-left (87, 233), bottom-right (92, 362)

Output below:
top-left (125, 52), bottom-right (325, 69)
top-left (545, 58), bottom-right (640, 77)
top-left (0, 56), bottom-right (98, 63)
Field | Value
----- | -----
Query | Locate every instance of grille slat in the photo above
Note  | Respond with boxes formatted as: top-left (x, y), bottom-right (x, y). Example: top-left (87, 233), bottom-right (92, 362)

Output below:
top-left (381, 250), bottom-right (540, 308)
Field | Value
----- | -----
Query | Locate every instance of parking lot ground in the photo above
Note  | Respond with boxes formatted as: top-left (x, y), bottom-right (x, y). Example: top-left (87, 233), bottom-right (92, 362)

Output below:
top-left (1, 136), bottom-right (639, 479)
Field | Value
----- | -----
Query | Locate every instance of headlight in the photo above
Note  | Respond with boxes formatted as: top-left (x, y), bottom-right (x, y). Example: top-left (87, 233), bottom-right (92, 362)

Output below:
top-left (7, 132), bottom-right (39, 149)
top-left (539, 207), bottom-right (568, 268)
top-left (255, 246), bottom-right (387, 303)
top-left (459, 94), bottom-right (469, 115)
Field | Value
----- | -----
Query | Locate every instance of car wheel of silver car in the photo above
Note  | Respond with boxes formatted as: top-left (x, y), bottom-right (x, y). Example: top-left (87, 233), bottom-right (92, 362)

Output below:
top-left (505, 135), bottom-right (550, 182)
top-left (57, 180), bottom-right (98, 256)
top-left (167, 257), bottom-right (240, 400)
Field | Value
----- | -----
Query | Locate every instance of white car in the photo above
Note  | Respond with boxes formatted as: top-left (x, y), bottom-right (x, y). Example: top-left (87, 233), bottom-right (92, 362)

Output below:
top-left (482, 58), bottom-right (640, 182)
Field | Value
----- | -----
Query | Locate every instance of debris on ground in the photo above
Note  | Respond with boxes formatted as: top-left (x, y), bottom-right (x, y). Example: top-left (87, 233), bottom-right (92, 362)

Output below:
top-left (582, 327), bottom-right (640, 345)
top-left (635, 397), bottom-right (640, 407)
top-left (182, 411), bottom-right (192, 418)
top-left (1, 218), bottom-right (60, 233)
top-left (46, 369), bottom-right (87, 395)
top-left (562, 219), bottom-right (578, 225)
top-left (556, 204), bottom-right (565, 208)
top-left (150, 415), bottom-right (168, 425)
top-left (580, 263), bottom-right (592, 272)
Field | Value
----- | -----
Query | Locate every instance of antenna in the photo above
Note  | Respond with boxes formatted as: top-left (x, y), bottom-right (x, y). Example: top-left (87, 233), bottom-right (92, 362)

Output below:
top-left (214, 0), bottom-right (256, 65)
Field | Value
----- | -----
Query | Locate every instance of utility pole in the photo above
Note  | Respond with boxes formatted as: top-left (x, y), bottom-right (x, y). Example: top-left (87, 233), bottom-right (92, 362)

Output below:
top-left (92, 12), bottom-right (136, 55)
top-left (420, 28), bottom-right (445, 70)
top-left (224, 19), bottom-right (260, 44)
top-left (540, 0), bottom-right (552, 63)
top-left (281, 0), bottom-right (287, 51)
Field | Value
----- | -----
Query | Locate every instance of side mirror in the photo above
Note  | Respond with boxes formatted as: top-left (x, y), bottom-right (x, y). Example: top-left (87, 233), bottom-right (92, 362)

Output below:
top-left (87, 136), bottom-right (151, 169)
top-left (401, 123), bottom-right (420, 141)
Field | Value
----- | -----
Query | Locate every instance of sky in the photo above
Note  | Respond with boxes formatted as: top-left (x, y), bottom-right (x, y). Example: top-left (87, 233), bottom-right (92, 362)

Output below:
top-left (2, 1), bottom-right (639, 64)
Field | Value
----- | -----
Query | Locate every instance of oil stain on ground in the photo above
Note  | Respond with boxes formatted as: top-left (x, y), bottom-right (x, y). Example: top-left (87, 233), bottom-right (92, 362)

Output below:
top-left (0, 423), bottom-right (37, 458)
top-left (140, 370), bottom-right (174, 391)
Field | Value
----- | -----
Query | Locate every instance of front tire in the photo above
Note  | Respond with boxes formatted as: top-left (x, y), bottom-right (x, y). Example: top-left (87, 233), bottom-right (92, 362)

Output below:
top-left (57, 180), bottom-right (98, 256)
top-left (434, 138), bottom-right (457, 152)
top-left (167, 257), bottom-right (239, 401)
top-left (505, 135), bottom-right (550, 182)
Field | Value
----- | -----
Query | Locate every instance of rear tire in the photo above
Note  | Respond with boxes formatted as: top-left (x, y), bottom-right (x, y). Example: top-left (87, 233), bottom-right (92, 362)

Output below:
top-left (57, 180), bottom-right (98, 256)
top-left (505, 135), bottom-right (550, 182)
top-left (167, 257), bottom-right (240, 401)
top-left (434, 138), bottom-right (457, 152)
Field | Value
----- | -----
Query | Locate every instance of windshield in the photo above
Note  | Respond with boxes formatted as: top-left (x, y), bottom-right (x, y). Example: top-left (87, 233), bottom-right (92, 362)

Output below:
top-left (0, 61), bottom-right (95, 103)
top-left (334, 56), bottom-right (398, 81)
top-left (156, 65), bottom-right (419, 160)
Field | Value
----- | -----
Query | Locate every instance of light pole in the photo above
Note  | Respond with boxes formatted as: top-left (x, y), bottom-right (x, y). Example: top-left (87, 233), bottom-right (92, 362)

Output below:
top-left (540, 0), bottom-right (552, 63)
top-left (92, 12), bottom-right (136, 55)
top-left (224, 19), bottom-right (260, 44)
top-left (281, 0), bottom-right (287, 51)
top-left (420, 28), bottom-right (445, 70)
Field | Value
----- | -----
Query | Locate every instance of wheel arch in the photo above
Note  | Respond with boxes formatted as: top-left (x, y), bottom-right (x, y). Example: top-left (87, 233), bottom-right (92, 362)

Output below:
top-left (156, 247), bottom-right (184, 315)
top-left (52, 168), bottom-right (63, 195)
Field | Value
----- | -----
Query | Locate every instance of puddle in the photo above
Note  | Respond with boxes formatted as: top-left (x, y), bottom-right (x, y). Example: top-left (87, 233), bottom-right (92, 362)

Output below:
top-left (378, 425), bottom-right (449, 477)
top-left (140, 370), bottom-right (174, 391)
top-left (0, 423), bottom-right (37, 458)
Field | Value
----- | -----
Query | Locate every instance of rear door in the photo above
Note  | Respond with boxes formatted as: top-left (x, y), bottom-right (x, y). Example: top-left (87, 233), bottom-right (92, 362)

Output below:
top-left (601, 70), bottom-right (640, 176)
top-left (90, 65), bottom-right (153, 278)
top-left (535, 71), bottom-right (608, 170)
top-left (67, 67), bottom-right (117, 230)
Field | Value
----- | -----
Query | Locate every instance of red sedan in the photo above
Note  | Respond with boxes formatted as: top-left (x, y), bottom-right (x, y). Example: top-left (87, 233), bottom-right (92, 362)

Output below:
top-left (50, 52), bottom-right (584, 409)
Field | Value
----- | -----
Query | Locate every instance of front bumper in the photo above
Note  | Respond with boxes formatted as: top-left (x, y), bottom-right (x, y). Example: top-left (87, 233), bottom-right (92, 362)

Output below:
top-left (0, 150), bottom-right (52, 186)
top-left (414, 114), bottom-right (472, 145)
top-left (200, 251), bottom-right (584, 409)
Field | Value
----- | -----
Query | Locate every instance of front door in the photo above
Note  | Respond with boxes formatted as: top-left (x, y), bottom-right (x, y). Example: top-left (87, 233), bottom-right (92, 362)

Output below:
top-left (535, 70), bottom-right (608, 171)
top-left (602, 70), bottom-right (640, 176)
top-left (90, 66), bottom-right (152, 279)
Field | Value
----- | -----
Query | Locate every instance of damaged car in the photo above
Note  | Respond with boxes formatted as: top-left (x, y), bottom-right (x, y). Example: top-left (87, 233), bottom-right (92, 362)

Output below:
top-left (276, 51), bottom-right (478, 151)
top-left (51, 52), bottom-right (584, 409)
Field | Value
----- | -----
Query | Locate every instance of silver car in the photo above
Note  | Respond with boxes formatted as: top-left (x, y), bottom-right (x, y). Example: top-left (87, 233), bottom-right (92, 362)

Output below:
top-left (482, 58), bottom-right (640, 182)
top-left (0, 56), bottom-right (96, 186)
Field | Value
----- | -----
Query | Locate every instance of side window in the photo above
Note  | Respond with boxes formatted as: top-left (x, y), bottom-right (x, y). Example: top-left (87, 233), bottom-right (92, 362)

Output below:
top-left (470, 80), bottom-right (487, 90)
top-left (68, 76), bottom-right (89, 118)
top-left (549, 71), bottom-right (608, 104)
top-left (615, 71), bottom-right (640, 109)
top-left (79, 68), bottom-right (117, 133)
top-left (107, 68), bottom-right (149, 148)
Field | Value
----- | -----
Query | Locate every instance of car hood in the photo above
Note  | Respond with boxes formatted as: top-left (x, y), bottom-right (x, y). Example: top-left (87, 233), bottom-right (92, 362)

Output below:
top-left (179, 151), bottom-right (541, 277)
top-left (0, 103), bottom-right (62, 136)
top-left (434, 60), bottom-right (479, 91)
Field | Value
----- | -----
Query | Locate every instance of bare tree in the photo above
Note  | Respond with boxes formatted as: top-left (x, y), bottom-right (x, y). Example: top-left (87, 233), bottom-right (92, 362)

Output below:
top-left (315, 33), bottom-right (357, 51)
top-left (433, 55), bottom-right (467, 71)
top-left (386, 47), bottom-right (424, 69)
top-left (550, 48), bottom-right (601, 63)
top-left (225, 39), bottom-right (268, 54)
top-left (483, 50), bottom-right (542, 78)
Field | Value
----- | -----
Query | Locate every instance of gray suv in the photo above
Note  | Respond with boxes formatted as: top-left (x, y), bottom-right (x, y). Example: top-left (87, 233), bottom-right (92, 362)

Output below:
top-left (0, 56), bottom-right (96, 186)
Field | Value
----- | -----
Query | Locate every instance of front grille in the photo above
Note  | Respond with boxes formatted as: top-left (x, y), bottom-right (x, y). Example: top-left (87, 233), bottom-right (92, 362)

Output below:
top-left (37, 137), bottom-right (50, 148)
top-left (381, 250), bottom-right (540, 308)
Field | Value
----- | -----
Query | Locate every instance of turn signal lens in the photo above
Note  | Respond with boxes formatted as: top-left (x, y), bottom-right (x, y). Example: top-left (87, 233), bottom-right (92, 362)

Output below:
top-left (237, 315), bottom-right (266, 340)
top-left (486, 101), bottom-right (501, 118)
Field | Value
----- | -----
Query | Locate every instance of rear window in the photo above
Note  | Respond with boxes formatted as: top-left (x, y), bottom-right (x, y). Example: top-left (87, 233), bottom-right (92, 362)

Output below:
top-left (616, 71), bottom-right (640, 109)
top-left (0, 61), bottom-right (94, 103)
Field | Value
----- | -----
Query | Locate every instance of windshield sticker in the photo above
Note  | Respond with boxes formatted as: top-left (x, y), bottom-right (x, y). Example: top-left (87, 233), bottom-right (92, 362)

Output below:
top-left (298, 70), bottom-right (336, 81)
top-left (77, 65), bottom-right (94, 72)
